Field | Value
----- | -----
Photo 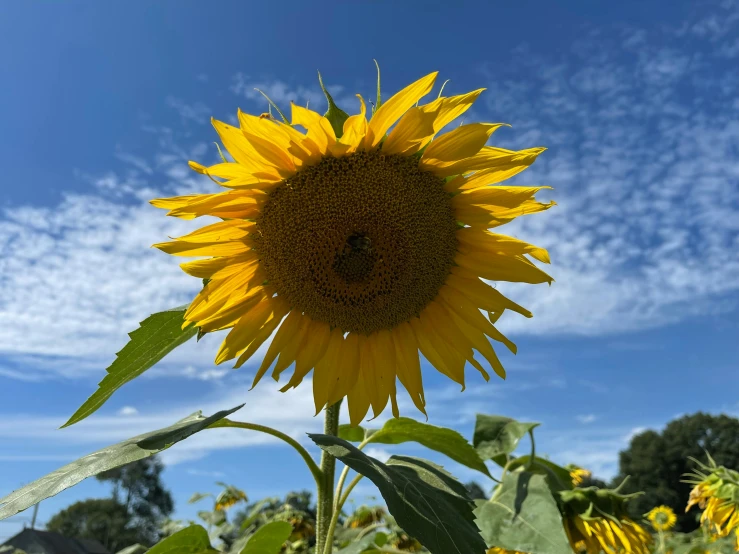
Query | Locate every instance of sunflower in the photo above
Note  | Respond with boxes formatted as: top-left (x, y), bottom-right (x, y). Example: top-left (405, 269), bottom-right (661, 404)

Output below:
top-left (568, 465), bottom-right (592, 487)
top-left (563, 514), bottom-right (652, 554)
top-left (152, 70), bottom-right (553, 423)
top-left (214, 484), bottom-right (247, 511)
top-left (559, 486), bottom-right (652, 554)
top-left (646, 505), bottom-right (677, 532)
top-left (685, 458), bottom-right (739, 538)
top-left (486, 548), bottom-right (529, 554)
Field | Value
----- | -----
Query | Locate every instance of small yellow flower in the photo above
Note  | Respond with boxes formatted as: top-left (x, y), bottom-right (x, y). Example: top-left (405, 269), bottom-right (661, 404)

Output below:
top-left (647, 505), bottom-right (677, 531)
top-left (486, 548), bottom-right (528, 554)
top-left (214, 484), bottom-right (247, 511)
top-left (685, 458), bottom-right (739, 538)
top-left (152, 69), bottom-right (552, 423)
top-left (346, 505), bottom-right (385, 528)
top-left (568, 466), bottom-right (592, 487)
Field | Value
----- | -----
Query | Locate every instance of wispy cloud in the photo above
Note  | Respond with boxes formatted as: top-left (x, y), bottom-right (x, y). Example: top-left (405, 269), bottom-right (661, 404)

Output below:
top-left (166, 96), bottom-right (211, 125)
top-left (576, 414), bottom-right (597, 424)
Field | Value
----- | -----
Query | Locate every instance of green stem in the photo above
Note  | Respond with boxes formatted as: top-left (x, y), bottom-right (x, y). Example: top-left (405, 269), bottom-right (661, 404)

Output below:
top-left (322, 436), bottom-right (372, 553)
top-left (526, 428), bottom-right (536, 470)
top-left (658, 529), bottom-right (665, 554)
top-left (211, 420), bottom-right (322, 489)
top-left (316, 401), bottom-right (342, 554)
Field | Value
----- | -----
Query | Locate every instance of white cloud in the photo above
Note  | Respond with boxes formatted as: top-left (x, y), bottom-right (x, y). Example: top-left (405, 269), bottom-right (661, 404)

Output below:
top-left (576, 414), bottom-right (597, 424)
top-left (117, 406), bottom-right (138, 416)
top-left (363, 447), bottom-right (392, 463)
top-left (165, 96), bottom-right (211, 125)
top-left (186, 468), bottom-right (225, 478)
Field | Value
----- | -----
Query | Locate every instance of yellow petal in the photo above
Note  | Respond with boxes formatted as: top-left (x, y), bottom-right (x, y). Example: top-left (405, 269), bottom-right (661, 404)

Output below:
top-left (211, 118), bottom-right (281, 177)
top-left (392, 323), bottom-right (426, 415)
top-left (381, 106), bottom-right (438, 155)
top-left (438, 285), bottom-right (517, 353)
top-left (251, 310), bottom-right (302, 387)
top-left (454, 251), bottom-right (554, 284)
top-left (429, 146), bottom-right (546, 178)
top-left (233, 297), bottom-right (290, 369)
top-left (291, 103), bottom-right (336, 155)
top-left (340, 95), bottom-right (368, 154)
top-left (409, 316), bottom-right (464, 387)
top-left (365, 72), bottom-right (438, 149)
top-left (457, 228), bottom-right (550, 264)
top-left (271, 313), bottom-right (312, 380)
top-left (172, 220), bottom-right (255, 243)
top-left (347, 335), bottom-right (371, 425)
top-left (280, 319), bottom-right (332, 391)
top-left (446, 270), bottom-right (532, 317)
top-left (419, 88), bottom-right (485, 137)
top-left (455, 198), bottom-right (556, 227)
top-left (312, 328), bottom-right (345, 413)
top-left (215, 296), bottom-right (275, 364)
top-left (422, 123), bottom-right (506, 167)
top-left (153, 239), bottom-right (250, 257)
top-left (443, 303), bottom-right (506, 379)
top-left (326, 332), bottom-right (361, 408)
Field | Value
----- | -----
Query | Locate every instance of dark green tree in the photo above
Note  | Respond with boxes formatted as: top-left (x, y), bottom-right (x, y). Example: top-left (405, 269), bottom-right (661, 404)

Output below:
top-left (45, 498), bottom-right (139, 552)
top-left (97, 456), bottom-right (174, 542)
top-left (612, 412), bottom-right (739, 531)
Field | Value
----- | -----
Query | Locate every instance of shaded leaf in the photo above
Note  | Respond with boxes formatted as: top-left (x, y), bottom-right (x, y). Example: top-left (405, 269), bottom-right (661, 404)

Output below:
top-left (473, 414), bottom-right (539, 461)
top-left (0, 405), bottom-right (242, 520)
top-left (198, 509), bottom-right (226, 526)
top-left (335, 531), bottom-right (383, 554)
top-left (339, 424), bottom-right (366, 442)
top-left (474, 472), bottom-right (571, 554)
top-left (240, 521), bottom-right (292, 554)
top-left (64, 306), bottom-right (197, 427)
top-left (367, 417), bottom-right (491, 478)
top-left (502, 455), bottom-right (572, 492)
top-left (147, 525), bottom-right (218, 554)
top-left (309, 434), bottom-right (486, 554)
top-left (188, 492), bottom-right (212, 504)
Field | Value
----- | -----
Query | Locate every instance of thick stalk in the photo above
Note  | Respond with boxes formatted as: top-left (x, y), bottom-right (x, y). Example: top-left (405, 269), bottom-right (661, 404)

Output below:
top-left (315, 400), bottom-right (342, 554)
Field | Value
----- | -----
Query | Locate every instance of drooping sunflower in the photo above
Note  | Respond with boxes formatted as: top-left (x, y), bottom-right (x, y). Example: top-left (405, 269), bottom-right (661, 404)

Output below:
top-left (152, 70), bottom-right (553, 423)
top-left (559, 486), bottom-right (652, 554)
top-left (685, 458), bottom-right (739, 538)
top-left (214, 483), bottom-right (247, 511)
top-left (646, 505), bottom-right (677, 532)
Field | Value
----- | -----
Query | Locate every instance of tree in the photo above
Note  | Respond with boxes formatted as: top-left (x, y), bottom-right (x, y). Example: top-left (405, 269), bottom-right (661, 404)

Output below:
top-left (45, 498), bottom-right (139, 553)
top-left (97, 456), bottom-right (174, 543)
top-left (46, 456), bottom-right (173, 550)
top-left (612, 412), bottom-right (739, 531)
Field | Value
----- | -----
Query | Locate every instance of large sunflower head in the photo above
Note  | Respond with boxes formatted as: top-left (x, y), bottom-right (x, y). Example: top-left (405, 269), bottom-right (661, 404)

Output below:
top-left (559, 485), bottom-right (651, 554)
top-left (685, 457), bottom-right (739, 538)
top-left (646, 505), bottom-right (677, 532)
top-left (152, 69), bottom-right (553, 423)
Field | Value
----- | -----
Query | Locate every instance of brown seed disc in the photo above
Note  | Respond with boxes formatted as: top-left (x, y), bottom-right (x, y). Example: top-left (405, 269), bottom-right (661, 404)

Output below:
top-left (252, 150), bottom-right (458, 334)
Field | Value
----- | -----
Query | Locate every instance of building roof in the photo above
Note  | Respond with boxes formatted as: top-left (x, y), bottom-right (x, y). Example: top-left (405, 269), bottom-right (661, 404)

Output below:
top-left (1, 528), bottom-right (111, 554)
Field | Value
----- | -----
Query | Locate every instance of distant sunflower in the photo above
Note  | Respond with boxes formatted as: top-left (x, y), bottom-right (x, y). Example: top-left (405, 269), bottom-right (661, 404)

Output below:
top-left (214, 484), bottom-right (247, 511)
top-left (685, 457), bottom-right (739, 539)
top-left (153, 70), bottom-right (553, 423)
top-left (568, 465), bottom-right (592, 487)
top-left (647, 505), bottom-right (677, 532)
top-left (486, 548), bottom-right (528, 554)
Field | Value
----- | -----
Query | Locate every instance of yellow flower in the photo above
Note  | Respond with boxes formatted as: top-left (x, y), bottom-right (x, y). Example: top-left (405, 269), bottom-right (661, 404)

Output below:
top-left (214, 484), bottom-right (247, 511)
top-left (486, 548), bottom-right (528, 554)
top-left (347, 505), bottom-right (385, 528)
top-left (685, 458), bottom-right (739, 538)
top-left (646, 505), bottom-right (677, 532)
top-left (559, 485), bottom-right (652, 554)
top-left (152, 71), bottom-right (553, 422)
top-left (568, 466), bottom-right (592, 487)
top-left (563, 514), bottom-right (652, 554)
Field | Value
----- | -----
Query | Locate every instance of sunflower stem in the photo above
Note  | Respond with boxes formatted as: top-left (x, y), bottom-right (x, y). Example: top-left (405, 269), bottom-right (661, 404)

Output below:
top-left (316, 400), bottom-right (342, 554)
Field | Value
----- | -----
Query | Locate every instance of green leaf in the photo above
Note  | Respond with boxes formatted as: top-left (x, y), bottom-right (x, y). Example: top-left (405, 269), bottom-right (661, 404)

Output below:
top-left (473, 414), bottom-right (539, 461)
top-left (474, 472), bottom-right (572, 554)
top-left (240, 497), bottom-right (279, 531)
top-left (198, 509), bottom-right (226, 526)
top-left (503, 455), bottom-right (572, 492)
top-left (367, 417), bottom-right (491, 478)
top-left (0, 405), bottom-right (242, 520)
top-left (188, 492), bottom-right (212, 504)
top-left (339, 424), bottom-right (367, 442)
top-left (335, 531), bottom-right (383, 554)
top-left (309, 434), bottom-right (487, 554)
top-left (147, 525), bottom-right (219, 554)
top-left (63, 306), bottom-right (198, 427)
top-left (240, 521), bottom-right (292, 554)
top-left (318, 71), bottom-right (350, 138)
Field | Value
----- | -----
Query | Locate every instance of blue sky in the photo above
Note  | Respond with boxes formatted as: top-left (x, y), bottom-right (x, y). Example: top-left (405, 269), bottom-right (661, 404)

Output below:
top-left (1, 0), bottom-right (738, 541)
